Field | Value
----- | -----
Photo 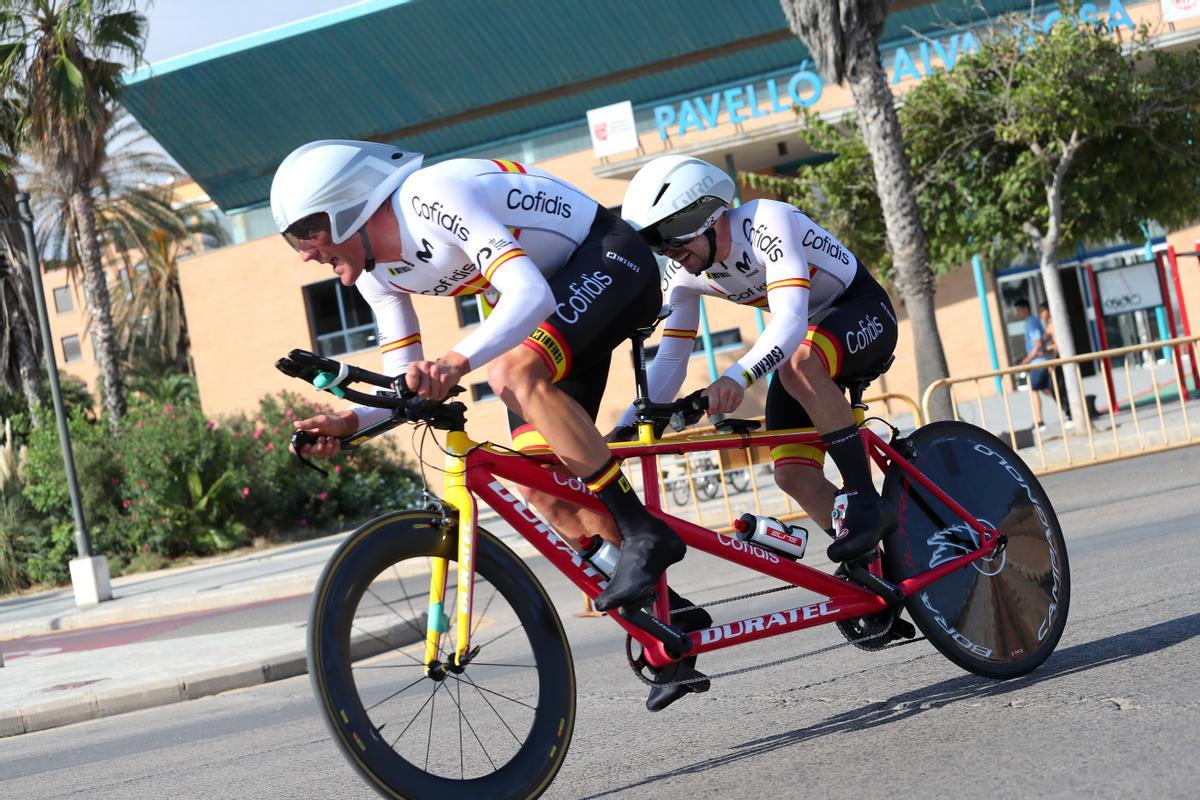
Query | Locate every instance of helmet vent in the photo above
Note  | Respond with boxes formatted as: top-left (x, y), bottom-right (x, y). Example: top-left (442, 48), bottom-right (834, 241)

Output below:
top-left (652, 183), bottom-right (670, 206)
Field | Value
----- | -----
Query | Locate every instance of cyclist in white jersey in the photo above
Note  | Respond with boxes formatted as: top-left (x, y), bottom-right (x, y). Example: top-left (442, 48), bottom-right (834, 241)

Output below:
top-left (622, 156), bottom-right (899, 567)
top-left (271, 140), bottom-right (688, 617)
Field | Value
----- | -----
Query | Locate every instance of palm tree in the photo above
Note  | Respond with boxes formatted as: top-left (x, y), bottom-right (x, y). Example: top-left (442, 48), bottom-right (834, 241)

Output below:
top-left (0, 0), bottom-right (149, 432)
top-left (23, 109), bottom-right (220, 374)
top-left (0, 94), bottom-right (45, 421)
top-left (779, 0), bottom-right (951, 419)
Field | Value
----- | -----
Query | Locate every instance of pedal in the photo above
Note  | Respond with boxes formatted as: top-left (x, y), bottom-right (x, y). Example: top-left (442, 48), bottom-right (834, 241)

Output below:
top-left (618, 605), bottom-right (694, 659)
top-left (891, 617), bottom-right (917, 641)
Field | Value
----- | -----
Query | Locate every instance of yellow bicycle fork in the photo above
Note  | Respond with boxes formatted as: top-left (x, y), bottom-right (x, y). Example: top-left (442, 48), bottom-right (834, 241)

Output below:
top-left (423, 429), bottom-right (478, 672)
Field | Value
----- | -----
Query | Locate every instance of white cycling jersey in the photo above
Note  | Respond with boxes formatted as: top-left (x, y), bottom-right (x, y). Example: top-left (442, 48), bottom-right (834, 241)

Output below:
top-left (349, 157), bottom-right (599, 424)
top-left (619, 199), bottom-right (859, 425)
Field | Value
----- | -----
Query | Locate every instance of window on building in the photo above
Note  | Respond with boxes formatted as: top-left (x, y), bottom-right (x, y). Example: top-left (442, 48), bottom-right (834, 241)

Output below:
top-left (53, 286), bottom-right (73, 313)
top-left (229, 206), bottom-right (278, 245)
top-left (61, 334), bottom-right (82, 363)
top-left (470, 382), bottom-right (496, 402)
top-left (303, 279), bottom-right (377, 357)
top-left (645, 327), bottom-right (743, 361)
top-left (456, 295), bottom-right (482, 327)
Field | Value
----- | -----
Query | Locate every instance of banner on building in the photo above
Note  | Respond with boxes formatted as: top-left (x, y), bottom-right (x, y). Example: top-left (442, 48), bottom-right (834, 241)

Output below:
top-left (587, 101), bottom-right (638, 159)
top-left (1162, 0), bottom-right (1200, 21)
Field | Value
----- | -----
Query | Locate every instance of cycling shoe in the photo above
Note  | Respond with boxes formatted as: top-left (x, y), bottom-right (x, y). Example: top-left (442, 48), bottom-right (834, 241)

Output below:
top-left (646, 590), bottom-right (712, 712)
top-left (594, 521), bottom-right (685, 612)
top-left (826, 491), bottom-right (897, 563)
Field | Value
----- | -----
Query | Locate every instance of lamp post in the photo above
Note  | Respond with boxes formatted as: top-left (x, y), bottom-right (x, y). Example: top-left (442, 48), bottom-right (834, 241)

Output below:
top-left (16, 192), bottom-right (111, 606)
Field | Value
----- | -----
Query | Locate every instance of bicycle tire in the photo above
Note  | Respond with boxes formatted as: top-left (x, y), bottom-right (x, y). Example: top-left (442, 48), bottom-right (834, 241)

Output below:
top-left (670, 480), bottom-right (691, 507)
top-left (308, 511), bottom-right (575, 800)
top-left (695, 476), bottom-right (720, 501)
top-left (728, 468), bottom-right (752, 494)
top-left (881, 421), bottom-right (1070, 679)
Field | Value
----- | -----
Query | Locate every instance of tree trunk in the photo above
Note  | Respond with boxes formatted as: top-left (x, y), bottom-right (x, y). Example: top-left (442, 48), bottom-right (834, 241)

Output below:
top-left (846, 39), bottom-right (952, 421)
top-left (1038, 175), bottom-right (1086, 426)
top-left (70, 189), bottom-right (125, 431)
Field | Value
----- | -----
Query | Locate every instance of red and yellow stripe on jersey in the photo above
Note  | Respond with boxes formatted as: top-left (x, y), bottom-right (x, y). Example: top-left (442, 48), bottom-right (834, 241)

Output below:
top-left (483, 248), bottom-right (528, 282)
top-left (771, 442), bottom-right (827, 470)
top-left (767, 278), bottom-right (811, 292)
top-left (662, 327), bottom-right (697, 341)
top-left (511, 422), bottom-right (549, 453)
top-left (491, 159), bottom-right (527, 174)
top-left (521, 322), bottom-right (572, 383)
top-left (800, 326), bottom-right (842, 378)
top-left (450, 273), bottom-right (492, 296)
top-left (380, 333), bottom-right (420, 354)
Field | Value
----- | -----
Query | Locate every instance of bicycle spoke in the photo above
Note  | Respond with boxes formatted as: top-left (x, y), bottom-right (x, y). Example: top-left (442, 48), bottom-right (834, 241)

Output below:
top-left (390, 680), bottom-right (442, 748)
top-left (448, 673), bottom-right (535, 711)
top-left (475, 622), bottom-right (523, 652)
top-left (366, 585), bottom-right (425, 640)
top-left (425, 678), bottom-right (438, 771)
top-left (364, 673), bottom-right (429, 713)
top-left (457, 679), bottom-right (464, 780)
top-left (351, 622), bottom-right (425, 667)
top-left (462, 661), bottom-right (537, 669)
top-left (471, 586), bottom-right (499, 639)
top-left (457, 672), bottom-right (525, 744)
top-left (441, 671), bottom-right (497, 771)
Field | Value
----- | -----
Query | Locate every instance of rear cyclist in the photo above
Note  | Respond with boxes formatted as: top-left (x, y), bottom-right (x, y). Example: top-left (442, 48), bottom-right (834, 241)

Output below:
top-left (271, 139), bottom-right (687, 617)
top-left (620, 155), bottom-right (899, 564)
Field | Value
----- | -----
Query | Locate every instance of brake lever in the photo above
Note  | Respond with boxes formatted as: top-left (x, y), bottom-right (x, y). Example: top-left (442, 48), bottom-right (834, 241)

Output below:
top-left (289, 430), bottom-right (329, 477)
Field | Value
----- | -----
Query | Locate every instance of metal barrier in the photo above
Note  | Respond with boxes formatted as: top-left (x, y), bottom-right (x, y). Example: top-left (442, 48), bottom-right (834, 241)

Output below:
top-left (644, 391), bottom-right (921, 532)
top-left (920, 334), bottom-right (1200, 474)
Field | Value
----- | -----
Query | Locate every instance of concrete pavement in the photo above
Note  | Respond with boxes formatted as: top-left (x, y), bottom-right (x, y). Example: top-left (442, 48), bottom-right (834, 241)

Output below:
top-left (0, 511), bottom-right (528, 738)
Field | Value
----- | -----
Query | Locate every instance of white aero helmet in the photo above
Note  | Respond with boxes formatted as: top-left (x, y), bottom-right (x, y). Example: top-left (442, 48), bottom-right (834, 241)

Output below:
top-left (271, 139), bottom-right (424, 245)
top-left (622, 155), bottom-right (735, 253)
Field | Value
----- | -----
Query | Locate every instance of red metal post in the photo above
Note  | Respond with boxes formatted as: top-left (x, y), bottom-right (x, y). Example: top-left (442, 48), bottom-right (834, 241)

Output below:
top-left (1166, 244), bottom-right (1197, 394)
top-left (1085, 264), bottom-right (1118, 413)
top-left (1157, 251), bottom-right (1189, 402)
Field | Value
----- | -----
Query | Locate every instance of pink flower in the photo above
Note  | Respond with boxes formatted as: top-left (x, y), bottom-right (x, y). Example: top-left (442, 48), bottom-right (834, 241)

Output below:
top-left (111, 477), bottom-right (119, 486)
top-left (164, 405), bottom-right (174, 414)
top-left (317, 491), bottom-right (329, 502)
top-left (136, 420), bottom-right (143, 429)
top-left (334, 465), bottom-right (342, 474)
top-left (284, 408), bottom-right (295, 418)
top-left (123, 499), bottom-right (131, 509)
top-left (163, 455), bottom-right (171, 463)
top-left (242, 487), bottom-right (250, 498)
top-left (206, 420), bottom-right (216, 430)
top-left (272, 426), bottom-right (279, 434)
top-left (264, 442), bottom-right (275, 453)
top-left (252, 429), bottom-right (263, 441)
top-left (142, 543), bottom-right (149, 552)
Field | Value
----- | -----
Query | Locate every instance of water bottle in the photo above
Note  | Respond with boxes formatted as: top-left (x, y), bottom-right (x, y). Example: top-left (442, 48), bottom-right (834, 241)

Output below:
top-left (732, 513), bottom-right (808, 559)
top-left (579, 536), bottom-right (619, 578)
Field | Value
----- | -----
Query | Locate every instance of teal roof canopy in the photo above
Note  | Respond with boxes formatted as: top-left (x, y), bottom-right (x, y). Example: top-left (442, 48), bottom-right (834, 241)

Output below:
top-left (122, 0), bottom-right (1044, 212)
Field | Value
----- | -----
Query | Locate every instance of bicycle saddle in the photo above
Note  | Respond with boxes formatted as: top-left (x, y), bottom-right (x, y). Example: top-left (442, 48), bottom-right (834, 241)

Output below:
top-left (713, 417), bottom-right (760, 435)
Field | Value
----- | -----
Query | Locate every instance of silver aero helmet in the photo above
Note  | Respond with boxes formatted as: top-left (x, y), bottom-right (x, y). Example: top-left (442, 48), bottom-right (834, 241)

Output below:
top-left (622, 155), bottom-right (735, 254)
top-left (271, 139), bottom-right (424, 246)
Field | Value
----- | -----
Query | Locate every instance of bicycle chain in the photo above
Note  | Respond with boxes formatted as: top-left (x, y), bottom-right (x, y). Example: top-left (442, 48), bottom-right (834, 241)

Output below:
top-left (624, 585), bottom-right (925, 690)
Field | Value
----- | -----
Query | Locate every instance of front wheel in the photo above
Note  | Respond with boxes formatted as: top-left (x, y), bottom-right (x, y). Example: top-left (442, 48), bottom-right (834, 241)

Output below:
top-left (728, 468), bottom-right (752, 494)
top-left (881, 421), bottom-right (1070, 680)
top-left (308, 511), bottom-right (576, 800)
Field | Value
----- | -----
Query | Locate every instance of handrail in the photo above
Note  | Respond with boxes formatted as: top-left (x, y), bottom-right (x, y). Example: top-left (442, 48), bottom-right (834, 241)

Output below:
top-left (919, 333), bottom-right (1200, 474)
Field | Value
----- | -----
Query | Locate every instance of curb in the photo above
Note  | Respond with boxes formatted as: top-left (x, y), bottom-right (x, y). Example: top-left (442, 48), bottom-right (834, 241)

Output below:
top-left (0, 619), bottom-right (422, 738)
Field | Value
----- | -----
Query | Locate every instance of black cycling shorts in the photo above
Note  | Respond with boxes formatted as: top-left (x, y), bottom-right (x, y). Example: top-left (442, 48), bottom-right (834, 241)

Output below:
top-left (767, 262), bottom-right (898, 470)
top-left (510, 206), bottom-right (662, 450)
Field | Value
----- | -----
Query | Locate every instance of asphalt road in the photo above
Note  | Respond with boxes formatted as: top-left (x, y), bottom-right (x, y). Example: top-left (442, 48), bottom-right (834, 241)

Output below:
top-left (2, 447), bottom-right (1199, 800)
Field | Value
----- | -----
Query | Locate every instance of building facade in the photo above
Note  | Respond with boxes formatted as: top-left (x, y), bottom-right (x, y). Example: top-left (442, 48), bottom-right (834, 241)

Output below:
top-left (51, 0), bottom-right (1200, 464)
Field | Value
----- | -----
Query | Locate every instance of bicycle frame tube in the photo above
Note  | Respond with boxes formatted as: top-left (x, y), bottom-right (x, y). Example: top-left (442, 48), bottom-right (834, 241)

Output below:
top-left (426, 421), bottom-right (1004, 669)
top-left (430, 430), bottom-right (478, 668)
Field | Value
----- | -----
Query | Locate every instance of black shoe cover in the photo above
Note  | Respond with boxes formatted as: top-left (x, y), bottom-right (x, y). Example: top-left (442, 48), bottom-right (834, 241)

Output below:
top-left (594, 521), bottom-right (685, 612)
top-left (827, 494), bottom-right (897, 563)
top-left (646, 590), bottom-right (712, 712)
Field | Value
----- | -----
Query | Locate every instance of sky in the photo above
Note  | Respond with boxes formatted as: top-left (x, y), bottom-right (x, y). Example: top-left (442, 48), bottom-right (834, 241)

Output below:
top-left (140, 0), bottom-right (358, 65)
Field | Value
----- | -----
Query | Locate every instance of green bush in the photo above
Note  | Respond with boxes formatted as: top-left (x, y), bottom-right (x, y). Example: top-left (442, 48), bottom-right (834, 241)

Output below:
top-left (10, 390), bottom-right (422, 590)
top-left (224, 391), bottom-right (422, 539)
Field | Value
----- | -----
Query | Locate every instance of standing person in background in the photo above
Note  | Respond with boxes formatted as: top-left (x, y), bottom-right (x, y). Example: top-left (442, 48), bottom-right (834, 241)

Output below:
top-left (1039, 302), bottom-right (1073, 423)
top-left (1015, 298), bottom-right (1070, 432)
